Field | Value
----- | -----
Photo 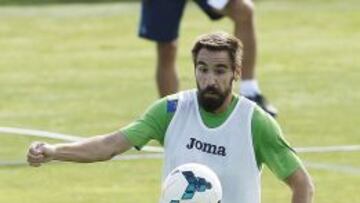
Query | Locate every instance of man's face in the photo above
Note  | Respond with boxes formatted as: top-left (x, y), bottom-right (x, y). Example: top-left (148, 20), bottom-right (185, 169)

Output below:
top-left (195, 48), bottom-right (235, 112)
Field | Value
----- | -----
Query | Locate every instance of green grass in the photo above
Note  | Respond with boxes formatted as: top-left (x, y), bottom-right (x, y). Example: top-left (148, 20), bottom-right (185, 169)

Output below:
top-left (0, 0), bottom-right (132, 6)
top-left (0, 1), bottom-right (359, 202)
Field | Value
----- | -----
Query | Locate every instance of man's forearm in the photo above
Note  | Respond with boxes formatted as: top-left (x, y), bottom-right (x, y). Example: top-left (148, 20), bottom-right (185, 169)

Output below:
top-left (53, 132), bottom-right (132, 163)
top-left (291, 185), bottom-right (314, 203)
top-left (286, 168), bottom-right (314, 203)
top-left (27, 131), bottom-right (133, 166)
top-left (53, 139), bottom-right (110, 162)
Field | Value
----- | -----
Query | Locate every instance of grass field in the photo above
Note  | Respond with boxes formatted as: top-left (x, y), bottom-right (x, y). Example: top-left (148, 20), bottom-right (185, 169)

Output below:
top-left (0, 0), bottom-right (359, 202)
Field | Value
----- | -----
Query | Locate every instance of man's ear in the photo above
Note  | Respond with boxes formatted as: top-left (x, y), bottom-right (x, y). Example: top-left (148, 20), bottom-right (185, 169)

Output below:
top-left (234, 66), bottom-right (241, 81)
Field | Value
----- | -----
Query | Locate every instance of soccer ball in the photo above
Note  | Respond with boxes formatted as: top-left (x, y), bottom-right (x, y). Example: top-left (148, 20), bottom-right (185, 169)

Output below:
top-left (160, 163), bottom-right (222, 203)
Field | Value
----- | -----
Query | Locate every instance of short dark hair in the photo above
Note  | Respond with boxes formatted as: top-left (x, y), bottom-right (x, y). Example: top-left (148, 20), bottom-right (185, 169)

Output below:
top-left (191, 32), bottom-right (243, 71)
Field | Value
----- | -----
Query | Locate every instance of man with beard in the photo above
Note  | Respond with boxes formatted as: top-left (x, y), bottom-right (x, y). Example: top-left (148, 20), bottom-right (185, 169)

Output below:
top-left (27, 32), bottom-right (314, 203)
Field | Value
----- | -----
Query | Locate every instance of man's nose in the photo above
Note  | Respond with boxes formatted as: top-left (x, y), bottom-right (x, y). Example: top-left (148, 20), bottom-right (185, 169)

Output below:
top-left (205, 73), bottom-right (216, 86)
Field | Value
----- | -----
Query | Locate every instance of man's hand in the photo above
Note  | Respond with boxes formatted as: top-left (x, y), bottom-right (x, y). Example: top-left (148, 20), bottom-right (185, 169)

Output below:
top-left (27, 142), bottom-right (56, 167)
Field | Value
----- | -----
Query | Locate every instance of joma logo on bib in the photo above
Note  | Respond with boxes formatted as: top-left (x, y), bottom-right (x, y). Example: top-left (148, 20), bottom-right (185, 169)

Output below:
top-left (186, 137), bottom-right (226, 156)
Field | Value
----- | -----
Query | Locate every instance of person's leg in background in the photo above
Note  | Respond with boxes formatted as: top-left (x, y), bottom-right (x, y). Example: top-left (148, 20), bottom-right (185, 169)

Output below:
top-left (226, 0), bottom-right (277, 117)
top-left (156, 41), bottom-right (179, 97)
top-left (197, 0), bottom-right (277, 117)
top-left (139, 0), bottom-right (186, 97)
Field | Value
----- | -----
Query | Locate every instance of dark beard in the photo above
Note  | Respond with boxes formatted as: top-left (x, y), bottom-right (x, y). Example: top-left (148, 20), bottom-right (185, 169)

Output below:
top-left (197, 85), bottom-right (231, 113)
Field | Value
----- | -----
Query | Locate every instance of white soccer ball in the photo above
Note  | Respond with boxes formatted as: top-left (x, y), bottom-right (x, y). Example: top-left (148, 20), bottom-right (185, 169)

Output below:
top-left (160, 163), bottom-right (222, 203)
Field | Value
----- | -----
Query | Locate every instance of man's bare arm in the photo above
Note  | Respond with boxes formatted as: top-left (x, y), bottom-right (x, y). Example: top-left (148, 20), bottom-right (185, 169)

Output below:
top-left (27, 131), bottom-right (132, 167)
top-left (285, 168), bottom-right (315, 203)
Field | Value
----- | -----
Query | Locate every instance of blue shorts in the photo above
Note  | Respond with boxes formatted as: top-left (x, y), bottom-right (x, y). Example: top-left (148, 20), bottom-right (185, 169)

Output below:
top-left (139, 0), bottom-right (224, 42)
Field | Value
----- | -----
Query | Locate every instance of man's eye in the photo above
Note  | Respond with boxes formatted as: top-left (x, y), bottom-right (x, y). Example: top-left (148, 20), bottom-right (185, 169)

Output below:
top-left (198, 66), bottom-right (208, 73)
top-left (215, 69), bottom-right (226, 74)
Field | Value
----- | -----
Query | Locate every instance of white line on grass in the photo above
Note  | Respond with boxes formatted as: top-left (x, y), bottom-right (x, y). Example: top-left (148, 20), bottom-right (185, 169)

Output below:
top-left (0, 160), bottom-right (27, 167)
top-left (0, 127), bottom-right (85, 142)
top-left (0, 127), bottom-right (163, 153)
top-left (2, 126), bottom-right (360, 153)
top-left (2, 155), bottom-right (359, 176)
top-left (304, 161), bottom-right (360, 175)
top-left (296, 145), bottom-right (360, 153)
